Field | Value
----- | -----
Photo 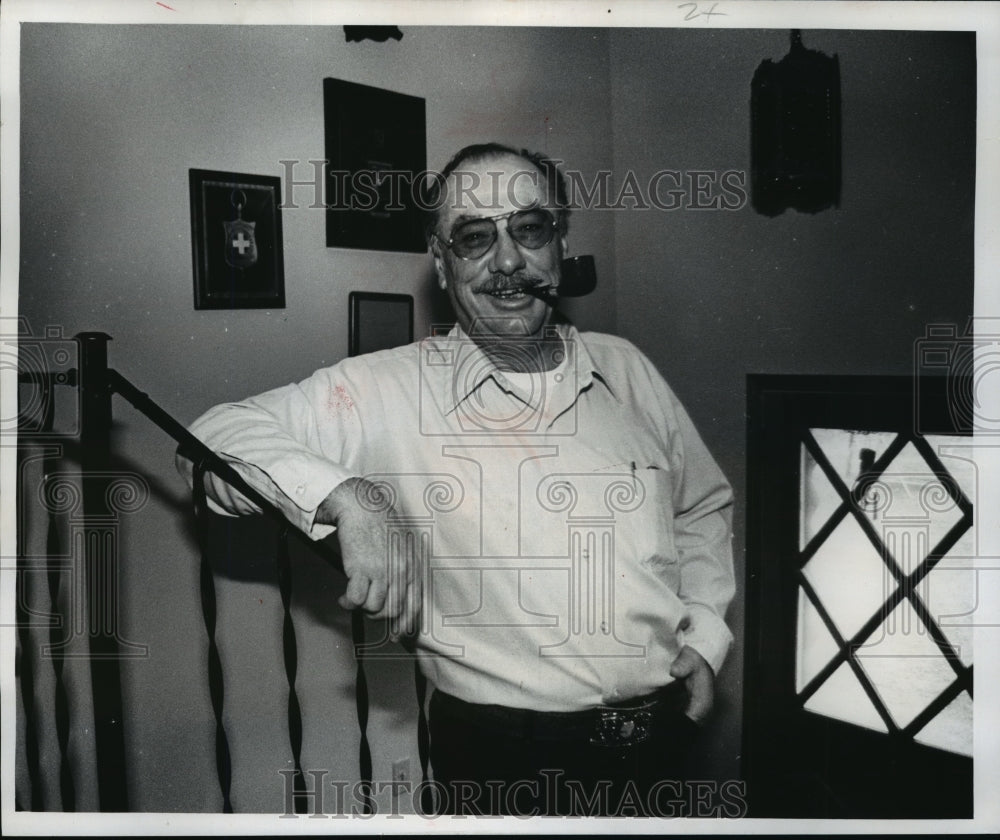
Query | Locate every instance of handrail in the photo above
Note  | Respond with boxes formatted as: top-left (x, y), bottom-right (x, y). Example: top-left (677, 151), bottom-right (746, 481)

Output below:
top-left (106, 368), bottom-right (346, 575)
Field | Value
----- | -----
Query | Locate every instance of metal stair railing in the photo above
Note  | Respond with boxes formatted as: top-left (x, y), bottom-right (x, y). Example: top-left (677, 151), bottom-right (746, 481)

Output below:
top-left (15, 330), bottom-right (391, 814)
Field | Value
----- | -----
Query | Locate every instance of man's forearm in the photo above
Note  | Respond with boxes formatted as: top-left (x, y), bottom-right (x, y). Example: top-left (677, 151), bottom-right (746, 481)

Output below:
top-left (179, 384), bottom-right (356, 538)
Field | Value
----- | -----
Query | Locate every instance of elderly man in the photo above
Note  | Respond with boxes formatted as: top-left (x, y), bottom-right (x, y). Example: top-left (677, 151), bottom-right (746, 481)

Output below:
top-left (181, 142), bottom-right (735, 817)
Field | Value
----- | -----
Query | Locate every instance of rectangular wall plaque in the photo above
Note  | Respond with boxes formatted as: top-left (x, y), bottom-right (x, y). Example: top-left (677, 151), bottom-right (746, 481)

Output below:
top-left (324, 78), bottom-right (427, 253)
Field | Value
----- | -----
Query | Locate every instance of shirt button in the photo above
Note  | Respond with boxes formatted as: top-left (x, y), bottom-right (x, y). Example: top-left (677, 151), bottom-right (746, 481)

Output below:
top-left (295, 485), bottom-right (305, 495)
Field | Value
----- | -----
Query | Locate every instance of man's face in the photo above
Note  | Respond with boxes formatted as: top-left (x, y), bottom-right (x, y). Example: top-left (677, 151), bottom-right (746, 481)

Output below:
top-left (431, 153), bottom-right (566, 340)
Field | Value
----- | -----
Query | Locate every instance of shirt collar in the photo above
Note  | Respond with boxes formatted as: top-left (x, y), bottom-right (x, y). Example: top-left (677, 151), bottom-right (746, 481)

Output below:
top-left (423, 321), bottom-right (620, 416)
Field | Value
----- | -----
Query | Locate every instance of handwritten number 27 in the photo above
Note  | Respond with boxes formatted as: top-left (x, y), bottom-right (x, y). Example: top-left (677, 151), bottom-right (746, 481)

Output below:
top-left (678, 3), bottom-right (726, 21)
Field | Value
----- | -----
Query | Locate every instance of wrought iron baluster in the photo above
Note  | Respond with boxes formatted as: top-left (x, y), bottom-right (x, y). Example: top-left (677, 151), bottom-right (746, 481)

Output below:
top-left (39, 381), bottom-right (76, 809)
top-left (44, 451), bottom-right (76, 812)
top-left (414, 661), bottom-right (432, 815)
top-left (192, 462), bottom-right (233, 813)
top-left (15, 443), bottom-right (44, 810)
top-left (17, 364), bottom-right (82, 810)
top-left (275, 526), bottom-right (307, 814)
top-left (14, 592), bottom-right (43, 810)
top-left (352, 612), bottom-right (373, 815)
top-left (14, 371), bottom-right (60, 811)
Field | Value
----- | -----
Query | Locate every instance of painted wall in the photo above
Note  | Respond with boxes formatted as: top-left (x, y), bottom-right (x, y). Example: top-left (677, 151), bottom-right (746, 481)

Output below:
top-left (609, 28), bottom-right (975, 783)
top-left (18, 23), bottom-right (615, 812)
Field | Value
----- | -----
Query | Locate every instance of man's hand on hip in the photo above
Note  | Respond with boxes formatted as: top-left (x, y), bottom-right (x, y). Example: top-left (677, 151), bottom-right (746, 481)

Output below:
top-left (317, 477), bottom-right (421, 638)
top-left (669, 645), bottom-right (714, 724)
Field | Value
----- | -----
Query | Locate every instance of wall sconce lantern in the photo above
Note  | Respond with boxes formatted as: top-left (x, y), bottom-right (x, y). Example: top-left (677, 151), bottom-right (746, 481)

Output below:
top-left (751, 30), bottom-right (841, 216)
top-left (343, 26), bottom-right (403, 43)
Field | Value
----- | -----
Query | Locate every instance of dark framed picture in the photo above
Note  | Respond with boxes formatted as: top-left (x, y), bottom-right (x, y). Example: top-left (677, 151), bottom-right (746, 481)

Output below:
top-left (324, 78), bottom-right (427, 253)
top-left (348, 292), bottom-right (414, 357)
top-left (189, 169), bottom-right (286, 309)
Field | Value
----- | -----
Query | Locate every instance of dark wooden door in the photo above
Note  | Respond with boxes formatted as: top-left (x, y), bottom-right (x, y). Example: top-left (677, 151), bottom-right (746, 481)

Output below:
top-left (743, 375), bottom-right (973, 818)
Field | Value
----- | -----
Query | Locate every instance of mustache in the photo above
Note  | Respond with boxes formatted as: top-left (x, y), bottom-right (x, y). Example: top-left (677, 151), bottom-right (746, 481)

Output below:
top-left (480, 274), bottom-right (558, 296)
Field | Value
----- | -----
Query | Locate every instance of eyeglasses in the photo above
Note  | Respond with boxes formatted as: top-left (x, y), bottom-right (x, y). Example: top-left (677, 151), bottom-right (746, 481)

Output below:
top-left (434, 207), bottom-right (559, 260)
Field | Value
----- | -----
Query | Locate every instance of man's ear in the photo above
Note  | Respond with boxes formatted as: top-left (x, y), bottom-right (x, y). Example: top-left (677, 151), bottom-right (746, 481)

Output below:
top-left (430, 240), bottom-right (448, 291)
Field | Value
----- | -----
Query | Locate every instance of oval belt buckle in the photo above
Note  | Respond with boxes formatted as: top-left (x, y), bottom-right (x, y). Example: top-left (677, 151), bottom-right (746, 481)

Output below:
top-left (590, 708), bottom-right (652, 747)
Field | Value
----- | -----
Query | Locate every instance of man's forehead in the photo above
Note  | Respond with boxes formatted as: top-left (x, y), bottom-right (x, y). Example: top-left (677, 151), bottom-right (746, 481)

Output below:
top-left (442, 153), bottom-right (548, 214)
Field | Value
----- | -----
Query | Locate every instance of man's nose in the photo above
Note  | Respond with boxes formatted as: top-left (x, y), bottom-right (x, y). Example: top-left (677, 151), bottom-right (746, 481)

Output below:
top-left (489, 222), bottom-right (527, 275)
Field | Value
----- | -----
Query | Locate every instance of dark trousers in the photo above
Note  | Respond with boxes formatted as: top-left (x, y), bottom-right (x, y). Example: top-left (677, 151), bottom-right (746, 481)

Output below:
top-left (428, 684), bottom-right (700, 817)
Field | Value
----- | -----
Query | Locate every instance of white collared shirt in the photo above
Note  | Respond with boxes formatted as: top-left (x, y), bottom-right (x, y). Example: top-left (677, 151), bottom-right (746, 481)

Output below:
top-left (182, 324), bottom-right (735, 711)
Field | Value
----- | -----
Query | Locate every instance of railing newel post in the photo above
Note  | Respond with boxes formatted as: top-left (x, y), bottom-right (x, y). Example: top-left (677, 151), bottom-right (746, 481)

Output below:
top-left (75, 331), bottom-right (128, 812)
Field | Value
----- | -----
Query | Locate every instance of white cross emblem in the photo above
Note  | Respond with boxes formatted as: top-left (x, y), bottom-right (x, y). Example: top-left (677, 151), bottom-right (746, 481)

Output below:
top-left (232, 232), bottom-right (250, 254)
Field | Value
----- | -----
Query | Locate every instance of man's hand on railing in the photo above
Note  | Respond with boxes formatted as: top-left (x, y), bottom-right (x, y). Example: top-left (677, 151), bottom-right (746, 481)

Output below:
top-left (317, 477), bottom-right (422, 640)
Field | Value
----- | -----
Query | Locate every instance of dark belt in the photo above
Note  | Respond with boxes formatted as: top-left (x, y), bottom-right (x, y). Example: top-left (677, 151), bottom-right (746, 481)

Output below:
top-left (430, 682), bottom-right (692, 748)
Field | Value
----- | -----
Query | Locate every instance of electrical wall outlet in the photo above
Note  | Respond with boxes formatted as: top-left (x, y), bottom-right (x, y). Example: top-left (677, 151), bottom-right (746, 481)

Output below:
top-left (392, 757), bottom-right (410, 784)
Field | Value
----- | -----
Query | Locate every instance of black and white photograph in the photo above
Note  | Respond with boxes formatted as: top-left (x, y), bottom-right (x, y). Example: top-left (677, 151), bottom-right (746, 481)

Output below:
top-left (1, 0), bottom-right (998, 833)
top-left (348, 292), bottom-right (414, 357)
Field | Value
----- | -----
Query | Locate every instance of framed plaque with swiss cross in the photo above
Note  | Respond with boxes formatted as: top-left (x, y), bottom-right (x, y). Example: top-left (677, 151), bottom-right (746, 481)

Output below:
top-left (189, 168), bottom-right (286, 309)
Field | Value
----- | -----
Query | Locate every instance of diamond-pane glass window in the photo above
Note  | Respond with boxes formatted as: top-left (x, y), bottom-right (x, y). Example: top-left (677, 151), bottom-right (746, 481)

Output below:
top-left (794, 588), bottom-right (839, 693)
top-left (796, 428), bottom-right (973, 758)
top-left (801, 514), bottom-right (894, 639)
